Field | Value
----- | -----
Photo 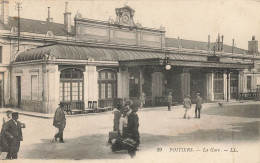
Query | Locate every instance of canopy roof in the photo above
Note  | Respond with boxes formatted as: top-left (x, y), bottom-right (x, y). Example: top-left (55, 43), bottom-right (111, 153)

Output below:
top-left (15, 44), bottom-right (247, 64)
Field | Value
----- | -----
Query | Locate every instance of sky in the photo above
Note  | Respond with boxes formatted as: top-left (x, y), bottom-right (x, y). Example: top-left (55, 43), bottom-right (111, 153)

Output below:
top-left (7, 0), bottom-right (260, 50)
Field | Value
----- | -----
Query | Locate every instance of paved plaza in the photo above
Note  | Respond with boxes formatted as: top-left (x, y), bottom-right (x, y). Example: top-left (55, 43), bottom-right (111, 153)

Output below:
top-left (0, 101), bottom-right (259, 162)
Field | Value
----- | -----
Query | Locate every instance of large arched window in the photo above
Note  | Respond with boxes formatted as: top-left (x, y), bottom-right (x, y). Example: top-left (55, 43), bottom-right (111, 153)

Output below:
top-left (98, 69), bottom-right (117, 100)
top-left (59, 68), bottom-right (83, 102)
top-left (214, 72), bottom-right (224, 100)
top-left (230, 73), bottom-right (239, 99)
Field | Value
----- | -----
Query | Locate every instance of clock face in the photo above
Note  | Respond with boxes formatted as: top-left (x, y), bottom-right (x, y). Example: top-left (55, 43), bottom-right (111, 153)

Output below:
top-left (122, 15), bottom-right (129, 24)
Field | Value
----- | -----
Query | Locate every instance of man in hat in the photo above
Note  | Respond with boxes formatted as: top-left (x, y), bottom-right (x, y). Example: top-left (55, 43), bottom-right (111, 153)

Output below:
top-left (2, 110), bottom-right (12, 126)
top-left (53, 103), bottom-right (66, 143)
top-left (1, 112), bottom-right (25, 159)
top-left (195, 93), bottom-right (203, 119)
top-left (183, 95), bottom-right (192, 119)
top-left (167, 92), bottom-right (173, 111)
top-left (127, 103), bottom-right (140, 158)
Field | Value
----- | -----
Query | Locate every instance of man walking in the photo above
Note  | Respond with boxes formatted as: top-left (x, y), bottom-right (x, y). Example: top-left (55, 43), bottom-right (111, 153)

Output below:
top-left (1, 112), bottom-right (26, 159)
top-left (183, 95), bottom-right (192, 119)
top-left (53, 103), bottom-right (66, 143)
top-left (167, 92), bottom-right (173, 111)
top-left (195, 93), bottom-right (203, 119)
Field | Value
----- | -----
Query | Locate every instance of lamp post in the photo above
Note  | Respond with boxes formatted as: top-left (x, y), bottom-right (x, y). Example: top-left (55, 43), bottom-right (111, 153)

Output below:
top-left (164, 51), bottom-right (171, 70)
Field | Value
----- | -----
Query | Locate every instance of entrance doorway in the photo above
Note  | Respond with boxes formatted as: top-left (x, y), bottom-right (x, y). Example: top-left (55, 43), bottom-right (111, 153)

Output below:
top-left (190, 72), bottom-right (206, 101)
top-left (0, 80), bottom-right (2, 107)
top-left (230, 73), bottom-right (239, 100)
top-left (16, 76), bottom-right (21, 108)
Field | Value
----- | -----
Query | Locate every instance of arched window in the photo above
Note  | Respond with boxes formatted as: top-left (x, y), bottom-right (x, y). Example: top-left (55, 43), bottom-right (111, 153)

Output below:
top-left (60, 68), bottom-right (83, 102)
top-left (230, 73), bottom-right (238, 99)
top-left (98, 70), bottom-right (117, 99)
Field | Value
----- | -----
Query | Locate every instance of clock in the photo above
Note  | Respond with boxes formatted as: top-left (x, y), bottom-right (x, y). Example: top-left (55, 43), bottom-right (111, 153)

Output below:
top-left (122, 15), bottom-right (129, 24)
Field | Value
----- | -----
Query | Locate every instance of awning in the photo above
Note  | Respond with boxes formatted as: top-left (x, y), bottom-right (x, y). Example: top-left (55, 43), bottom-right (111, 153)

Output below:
top-left (15, 44), bottom-right (253, 69)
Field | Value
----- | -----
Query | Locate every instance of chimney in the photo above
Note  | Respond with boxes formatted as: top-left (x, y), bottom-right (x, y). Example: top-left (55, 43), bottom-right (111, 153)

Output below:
top-left (217, 33), bottom-right (220, 51)
top-left (208, 35), bottom-right (210, 49)
top-left (248, 36), bottom-right (258, 55)
top-left (46, 7), bottom-right (53, 22)
top-left (221, 35), bottom-right (224, 51)
top-left (1, 0), bottom-right (9, 25)
top-left (64, 2), bottom-right (71, 33)
top-left (232, 39), bottom-right (234, 53)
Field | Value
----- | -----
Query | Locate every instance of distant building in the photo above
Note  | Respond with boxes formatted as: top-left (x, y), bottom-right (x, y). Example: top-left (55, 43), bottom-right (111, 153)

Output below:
top-left (0, 1), bottom-right (259, 113)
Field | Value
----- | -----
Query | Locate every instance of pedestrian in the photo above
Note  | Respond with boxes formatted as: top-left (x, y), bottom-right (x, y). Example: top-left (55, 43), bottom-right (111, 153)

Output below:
top-left (167, 92), bottom-right (173, 111)
top-left (2, 110), bottom-right (12, 127)
top-left (127, 103), bottom-right (140, 158)
top-left (140, 92), bottom-right (146, 108)
top-left (119, 108), bottom-right (128, 138)
top-left (113, 104), bottom-right (122, 132)
top-left (1, 112), bottom-right (26, 159)
top-left (53, 103), bottom-right (66, 143)
top-left (195, 93), bottom-right (203, 119)
top-left (183, 95), bottom-right (192, 119)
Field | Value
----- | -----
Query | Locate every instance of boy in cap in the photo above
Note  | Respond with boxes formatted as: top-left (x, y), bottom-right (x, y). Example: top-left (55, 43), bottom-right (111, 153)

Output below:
top-left (183, 95), bottom-right (192, 119)
top-left (1, 112), bottom-right (25, 159)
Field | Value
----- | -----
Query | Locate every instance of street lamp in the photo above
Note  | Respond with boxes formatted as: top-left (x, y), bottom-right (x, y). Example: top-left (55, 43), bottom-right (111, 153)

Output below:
top-left (164, 51), bottom-right (171, 70)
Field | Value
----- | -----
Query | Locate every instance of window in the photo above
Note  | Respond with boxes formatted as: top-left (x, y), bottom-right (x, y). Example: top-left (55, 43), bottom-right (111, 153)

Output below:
top-left (98, 70), bottom-right (117, 99)
top-left (214, 72), bottom-right (224, 100)
top-left (60, 68), bottom-right (83, 101)
top-left (31, 75), bottom-right (38, 100)
top-left (0, 46), bottom-right (2, 63)
top-left (247, 76), bottom-right (252, 91)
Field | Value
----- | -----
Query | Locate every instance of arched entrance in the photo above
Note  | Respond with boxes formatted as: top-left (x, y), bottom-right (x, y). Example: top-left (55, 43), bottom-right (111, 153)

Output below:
top-left (214, 72), bottom-right (224, 100)
top-left (59, 68), bottom-right (84, 109)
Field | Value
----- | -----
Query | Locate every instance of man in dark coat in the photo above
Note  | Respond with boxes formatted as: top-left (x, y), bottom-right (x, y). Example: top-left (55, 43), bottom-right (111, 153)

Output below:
top-left (195, 93), bottom-right (203, 119)
top-left (127, 103), bottom-right (140, 157)
top-left (53, 103), bottom-right (66, 143)
top-left (167, 92), bottom-right (173, 111)
top-left (1, 112), bottom-right (25, 159)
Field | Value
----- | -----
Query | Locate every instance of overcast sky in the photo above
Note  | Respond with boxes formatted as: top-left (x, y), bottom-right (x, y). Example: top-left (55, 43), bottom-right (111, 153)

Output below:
top-left (8, 0), bottom-right (260, 50)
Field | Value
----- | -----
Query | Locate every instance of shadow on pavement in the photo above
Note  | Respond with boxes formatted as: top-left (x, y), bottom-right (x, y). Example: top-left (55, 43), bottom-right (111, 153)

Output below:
top-left (203, 104), bottom-right (260, 118)
top-left (22, 120), bottom-right (259, 159)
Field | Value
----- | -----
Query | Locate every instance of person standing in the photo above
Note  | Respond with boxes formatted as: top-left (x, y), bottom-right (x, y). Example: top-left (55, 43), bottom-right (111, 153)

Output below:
top-left (195, 93), bottom-right (203, 119)
top-left (183, 95), bottom-right (192, 119)
top-left (167, 92), bottom-right (173, 111)
top-left (119, 109), bottom-right (128, 138)
top-left (53, 103), bottom-right (66, 143)
top-left (113, 104), bottom-right (122, 132)
top-left (2, 110), bottom-right (12, 127)
top-left (1, 112), bottom-right (25, 159)
top-left (140, 92), bottom-right (146, 108)
top-left (127, 103), bottom-right (140, 157)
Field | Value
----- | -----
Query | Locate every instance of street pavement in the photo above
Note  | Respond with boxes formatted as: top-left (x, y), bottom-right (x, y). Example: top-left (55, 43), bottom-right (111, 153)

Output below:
top-left (0, 101), bottom-right (259, 163)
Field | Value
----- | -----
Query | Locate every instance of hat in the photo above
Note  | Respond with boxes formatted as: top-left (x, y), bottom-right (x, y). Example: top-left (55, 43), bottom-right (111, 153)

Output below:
top-left (59, 102), bottom-right (65, 106)
top-left (196, 93), bottom-right (200, 96)
top-left (186, 95), bottom-right (191, 98)
top-left (169, 92), bottom-right (172, 95)
top-left (12, 112), bottom-right (19, 117)
top-left (6, 110), bottom-right (12, 113)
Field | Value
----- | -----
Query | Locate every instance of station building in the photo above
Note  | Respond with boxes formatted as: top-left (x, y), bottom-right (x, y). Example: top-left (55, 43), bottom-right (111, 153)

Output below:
top-left (0, 1), bottom-right (259, 113)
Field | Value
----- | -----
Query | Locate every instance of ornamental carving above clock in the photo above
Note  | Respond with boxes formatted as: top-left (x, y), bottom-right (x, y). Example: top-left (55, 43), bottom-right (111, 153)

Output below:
top-left (115, 5), bottom-right (135, 27)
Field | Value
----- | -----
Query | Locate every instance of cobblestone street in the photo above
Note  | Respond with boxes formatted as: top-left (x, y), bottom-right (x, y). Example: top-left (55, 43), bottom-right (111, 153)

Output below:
top-left (0, 102), bottom-right (259, 162)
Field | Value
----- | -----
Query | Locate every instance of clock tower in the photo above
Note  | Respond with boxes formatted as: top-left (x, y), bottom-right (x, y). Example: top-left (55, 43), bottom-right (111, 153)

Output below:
top-left (115, 5), bottom-right (135, 27)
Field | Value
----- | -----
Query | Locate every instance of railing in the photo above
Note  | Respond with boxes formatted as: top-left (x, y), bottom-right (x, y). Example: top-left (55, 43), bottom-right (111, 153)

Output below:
top-left (239, 92), bottom-right (260, 100)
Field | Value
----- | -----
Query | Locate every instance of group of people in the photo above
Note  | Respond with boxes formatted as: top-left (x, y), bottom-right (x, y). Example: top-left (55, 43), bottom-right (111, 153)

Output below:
top-left (108, 102), bottom-right (140, 158)
top-left (167, 92), bottom-right (203, 119)
top-left (0, 110), bottom-right (26, 160)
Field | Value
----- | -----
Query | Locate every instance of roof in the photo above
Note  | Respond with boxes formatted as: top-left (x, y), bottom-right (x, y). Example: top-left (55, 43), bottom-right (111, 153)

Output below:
top-left (165, 37), bottom-right (248, 54)
top-left (15, 44), bottom-right (249, 65)
top-left (0, 17), bottom-right (75, 36)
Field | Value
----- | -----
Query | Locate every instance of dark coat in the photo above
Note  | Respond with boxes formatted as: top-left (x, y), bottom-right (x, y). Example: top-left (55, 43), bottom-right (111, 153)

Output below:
top-left (195, 96), bottom-right (203, 109)
top-left (0, 120), bottom-right (24, 152)
top-left (127, 112), bottom-right (140, 145)
top-left (53, 107), bottom-right (66, 129)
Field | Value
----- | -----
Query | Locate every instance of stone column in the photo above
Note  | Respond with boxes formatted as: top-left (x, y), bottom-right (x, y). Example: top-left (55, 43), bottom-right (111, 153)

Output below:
top-left (87, 65), bottom-right (98, 105)
top-left (206, 72), bottom-right (214, 102)
top-left (223, 72), bottom-right (227, 100)
top-left (180, 68), bottom-right (190, 99)
top-left (117, 67), bottom-right (129, 98)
